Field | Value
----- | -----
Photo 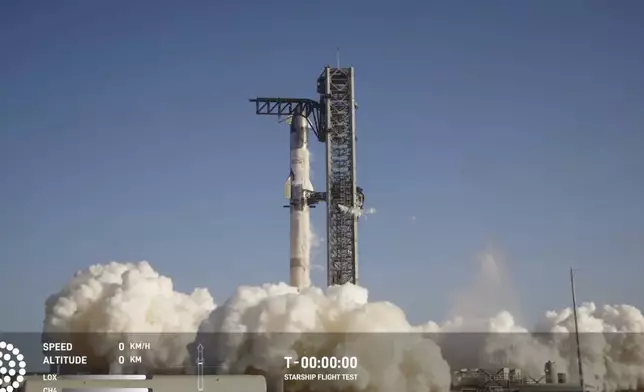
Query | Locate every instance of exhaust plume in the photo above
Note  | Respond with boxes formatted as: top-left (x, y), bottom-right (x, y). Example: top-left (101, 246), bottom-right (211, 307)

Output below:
top-left (43, 261), bottom-right (215, 372)
top-left (43, 260), bottom-right (644, 392)
top-left (195, 283), bottom-right (451, 392)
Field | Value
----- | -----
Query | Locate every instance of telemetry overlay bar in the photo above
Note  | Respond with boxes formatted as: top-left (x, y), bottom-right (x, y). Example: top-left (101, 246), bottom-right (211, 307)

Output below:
top-left (62, 375), bottom-right (150, 381)
top-left (63, 388), bottom-right (151, 392)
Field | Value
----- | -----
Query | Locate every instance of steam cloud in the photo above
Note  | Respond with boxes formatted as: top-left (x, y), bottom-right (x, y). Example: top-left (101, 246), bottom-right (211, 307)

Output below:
top-left (43, 259), bottom-right (644, 392)
top-left (43, 261), bottom-right (215, 372)
top-left (338, 204), bottom-right (377, 218)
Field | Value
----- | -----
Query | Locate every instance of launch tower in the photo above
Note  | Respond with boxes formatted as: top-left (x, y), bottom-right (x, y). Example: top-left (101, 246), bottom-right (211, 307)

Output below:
top-left (318, 67), bottom-right (362, 286)
top-left (250, 66), bottom-right (363, 286)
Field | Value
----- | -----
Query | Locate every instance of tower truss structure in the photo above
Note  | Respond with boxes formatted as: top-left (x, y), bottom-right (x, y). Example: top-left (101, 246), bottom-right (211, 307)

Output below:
top-left (318, 67), bottom-right (361, 285)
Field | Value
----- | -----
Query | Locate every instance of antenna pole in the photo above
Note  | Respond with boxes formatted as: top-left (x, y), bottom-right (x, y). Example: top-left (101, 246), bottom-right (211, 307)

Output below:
top-left (336, 48), bottom-right (340, 68)
top-left (570, 268), bottom-right (585, 391)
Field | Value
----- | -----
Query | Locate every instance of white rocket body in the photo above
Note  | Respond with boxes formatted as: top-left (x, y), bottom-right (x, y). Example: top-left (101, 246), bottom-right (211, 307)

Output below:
top-left (286, 114), bottom-right (313, 289)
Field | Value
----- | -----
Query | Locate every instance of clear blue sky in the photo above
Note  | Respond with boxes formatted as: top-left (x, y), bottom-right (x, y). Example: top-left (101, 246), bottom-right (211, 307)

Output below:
top-left (1, 1), bottom-right (643, 331)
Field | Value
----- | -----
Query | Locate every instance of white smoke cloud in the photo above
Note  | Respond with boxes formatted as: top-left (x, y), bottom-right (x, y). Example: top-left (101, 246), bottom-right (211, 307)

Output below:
top-left (338, 204), bottom-right (377, 218)
top-left (43, 261), bottom-right (215, 372)
top-left (435, 252), bottom-right (644, 391)
top-left (532, 303), bottom-right (644, 391)
top-left (450, 249), bottom-right (523, 324)
top-left (196, 283), bottom-right (451, 392)
top-left (42, 260), bottom-right (644, 391)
